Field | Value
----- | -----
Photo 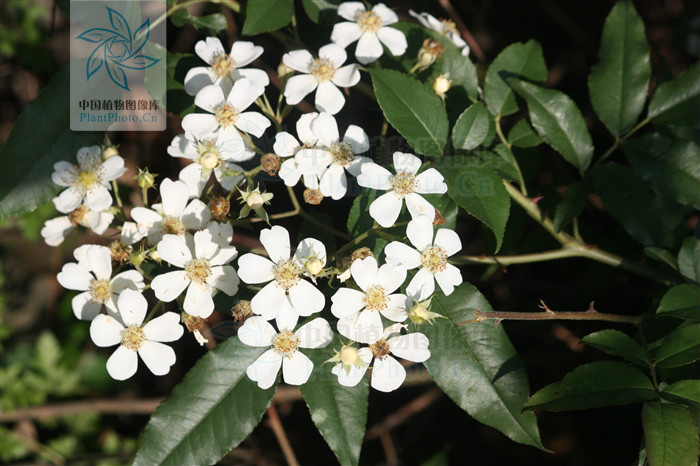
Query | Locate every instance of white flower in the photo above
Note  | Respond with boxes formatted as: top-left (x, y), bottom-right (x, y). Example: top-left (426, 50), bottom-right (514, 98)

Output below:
top-left (131, 178), bottom-right (210, 245)
top-left (237, 226), bottom-right (326, 331)
top-left (408, 10), bottom-right (470, 56)
top-left (274, 113), bottom-right (324, 188)
top-left (385, 216), bottom-right (463, 300)
top-left (352, 324), bottom-right (430, 392)
top-left (90, 289), bottom-right (183, 380)
top-left (56, 245), bottom-right (144, 320)
top-left (184, 37), bottom-right (269, 96)
top-left (182, 80), bottom-right (270, 139)
top-left (328, 344), bottom-right (373, 387)
top-left (151, 229), bottom-right (239, 318)
top-left (283, 44), bottom-right (360, 115)
top-left (294, 112), bottom-right (371, 200)
top-left (41, 205), bottom-right (113, 247)
top-left (332, 256), bottom-right (407, 344)
top-left (331, 2), bottom-right (407, 64)
top-left (239, 316), bottom-right (332, 389)
top-left (357, 151), bottom-right (447, 228)
top-left (205, 220), bottom-right (233, 247)
top-left (120, 221), bottom-right (143, 246)
top-left (168, 129), bottom-right (251, 197)
top-left (51, 145), bottom-right (126, 213)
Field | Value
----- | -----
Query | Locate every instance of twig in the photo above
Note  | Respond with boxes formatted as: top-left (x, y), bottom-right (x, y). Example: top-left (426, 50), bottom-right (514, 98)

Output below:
top-left (462, 301), bottom-right (647, 325)
top-left (1, 399), bottom-right (164, 423)
top-left (265, 404), bottom-right (299, 466)
top-left (437, 0), bottom-right (485, 61)
top-left (365, 388), bottom-right (442, 439)
top-left (379, 431), bottom-right (399, 466)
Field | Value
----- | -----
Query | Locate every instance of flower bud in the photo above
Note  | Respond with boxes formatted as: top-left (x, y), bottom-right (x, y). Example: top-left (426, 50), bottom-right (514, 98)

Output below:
top-left (433, 73), bottom-right (452, 99)
top-left (135, 168), bottom-right (157, 189)
top-left (209, 196), bottom-right (230, 222)
top-left (303, 188), bottom-right (323, 205)
top-left (102, 145), bottom-right (119, 159)
top-left (339, 345), bottom-right (361, 366)
top-left (245, 191), bottom-right (265, 210)
top-left (199, 151), bottom-right (219, 169)
top-left (305, 257), bottom-right (324, 276)
top-left (417, 38), bottom-right (445, 70)
top-left (278, 62), bottom-right (294, 80)
top-left (150, 250), bottom-right (161, 262)
top-left (261, 153), bottom-right (281, 176)
top-left (408, 297), bottom-right (442, 325)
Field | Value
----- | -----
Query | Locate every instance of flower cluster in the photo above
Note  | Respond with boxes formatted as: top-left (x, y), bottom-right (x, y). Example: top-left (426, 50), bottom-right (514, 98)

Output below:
top-left (45, 3), bottom-right (468, 391)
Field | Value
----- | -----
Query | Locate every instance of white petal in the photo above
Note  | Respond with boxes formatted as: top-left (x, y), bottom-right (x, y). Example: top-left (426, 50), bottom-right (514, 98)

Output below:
top-left (350, 256), bottom-right (379, 291)
top-left (331, 288), bottom-right (366, 318)
top-left (41, 216), bottom-right (73, 246)
top-left (178, 163), bottom-right (206, 198)
top-left (53, 187), bottom-right (83, 213)
top-left (230, 41), bottom-right (264, 66)
top-left (389, 333), bottom-right (430, 362)
top-left (372, 3), bottom-right (398, 24)
top-left (227, 79), bottom-right (265, 111)
top-left (279, 159), bottom-right (302, 186)
top-left (160, 178), bottom-right (189, 217)
top-left (346, 156), bottom-right (371, 177)
top-left (76, 145), bottom-right (101, 166)
top-left (405, 193), bottom-right (435, 221)
top-left (434, 228), bottom-right (462, 257)
top-left (207, 265), bottom-right (239, 295)
top-left (183, 282), bottom-right (215, 318)
top-left (319, 163), bottom-right (347, 200)
top-left (319, 43), bottom-right (347, 68)
top-left (282, 351), bottom-right (314, 385)
top-left (408, 10), bottom-right (442, 31)
top-left (295, 148), bottom-right (333, 171)
top-left (57, 263), bottom-right (93, 291)
top-left (311, 112), bottom-right (340, 146)
top-left (239, 316), bottom-right (277, 347)
top-left (207, 221), bottom-right (233, 246)
top-left (151, 270), bottom-right (190, 302)
top-left (393, 152), bottom-right (421, 174)
top-left (195, 37), bottom-right (225, 63)
top-left (415, 168), bottom-right (447, 194)
top-left (369, 192), bottom-right (403, 228)
top-left (435, 263), bottom-right (463, 296)
top-left (210, 245), bottom-right (238, 266)
top-left (157, 234), bottom-right (193, 267)
top-left (273, 131), bottom-right (300, 157)
top-left (283, 49), bottom-right (314, 73)
top-left (260, 225), bottom-right (291, 263)
top-left (138, 340), bottom-right (176, 376)
top-left (331, 21), bottom-right (363, 48)
top-left (406, 217), bottom-right (434, 251)
top-left (99, 156), bottom-right (126, 182)
top-left (377, 26), bottom-right (407, 56)
top-left (130, 207), bottom-right (161, 236)
top-left (182, 113), bottom-right (218, 135)
top-left (406, 267), bottom-right (435, 301)
top-left (343, 125), bottom-right (369, 153)
top-left (337, 2), bottom-right (365, 21)
top-left (90, 314), bottom-right (124, 347)
top-left (234, 68), bottom-right (270, 87)
top-left (51, 162), bottom-right (77, 186)
top-left (90, 211), bottom-right (113, 234)
top-left (288, 279), bottom-right (325, 316)
top-left (184, 66), bottom-right (217, 96)
top-left (352, 309), bottom-right (384, 344)
top-left (285, 74), bottom-right (319, 105)
top-left (195, 84), bottom-right (225, 113)
top-left (357, 163), bottom-right (392, 190)
top-left (331, 64), bottom-right (360, 88)
top-left (355, 32), bottom-right (383, 64)
top-left (235, 111), bottom-right (271, 138)
top-left (86, 245), bottom-right (112, 280)
top-left (194, 229), bottom-right (217, 260)
top-left (293, 238), bottom-right (327, 266)
top-left (247, 348), bottom-right (282, 389)
top-left (120, 221), bottom-right (142, 245)
top-left (384, 241), bottom-right (421, 269)
top-left (275, 297), bottom-right (299, 331)
top-left (296, 112), bottom-right (319, 145)
top-left (336, 313), bottom-right (358, 341)
top-left (371, 355), bottom-right (406, 392)
top-left (251, 281), bottom-right (287, 320)
top-left (376, 263), bottom-right (407, 294)
top-left (237, 253), bottom-right (276, 283)
top-left (106, 346), bottom-right (138, 380)
top-left (332, 361), bottom-right (368, 387)
top-left (143, 312), bottom-right (184, 342)
top-left (111, 271), bottom-right (144, 295)
top-left (84, 185), bottom-right (113, 212)
top-left (315, 81), bottom-right (345, 115)
top-left (117, 289), bottom-right (147, 326)
top-left (383, 294), bottom-right (408, 322)
top-left (72, 291), bottom-right (102, 321)
top-left (296, 317), bottom-right (332, 348)
top-left (181, 199), bottom-right (211, 229)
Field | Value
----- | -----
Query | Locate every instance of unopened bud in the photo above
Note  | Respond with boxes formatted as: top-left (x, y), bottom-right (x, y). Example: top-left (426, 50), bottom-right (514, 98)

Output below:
top-left (417, 38), bottom-right (445, 70)
top-left (351, 247), bottom-right (373, 263)
top-left (433, 73), bottom-right (452, 99)
top-left (135, 168), bottom-right (157, 189)
top-left (245, 191), bottom-right (265, 210)
top-left (278, 62), bottom-right (294, 79)
top-left (150, 250), bottom-right (161, 262)
top-left (232, 300), bottom-right (253, 322)
top-left (339, 346), bottom-right (360, 365)
top-left (199, 151), bottom-right (219, 169)
top-left (408, 297), bottom-right (442, 325)
top-left (433, 209), bottom-right (445, 225)
top-left (261, 153), bottom-right (281, 176)
top-left (209, 196), bottom-right (230, 222)
top-left (303, 188), bottom-right (323, 205)
top-left (305, 257), bottom-right (324, 276)
top-left (109, 240), bottom-right (131, 263)
top-left (102, 146), bottom-right (119, 159)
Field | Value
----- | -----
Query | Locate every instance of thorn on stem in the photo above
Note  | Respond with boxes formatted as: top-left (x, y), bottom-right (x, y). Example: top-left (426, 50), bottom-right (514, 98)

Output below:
top-left (538, 299), bottom-right (554, 313)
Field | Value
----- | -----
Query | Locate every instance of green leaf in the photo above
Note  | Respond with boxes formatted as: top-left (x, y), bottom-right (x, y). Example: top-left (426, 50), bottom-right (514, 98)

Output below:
top-left (301, 0), bottom-right (340, 23)
top-left (133, 337), bottom-right (276, 466)
top-left (678, 237), bottom-right (700, 284)
top-left (524, 361), bottom-right (656, 411)
top-left (588, 1), bottom-right (651, 136)
top-left (642, 402), bottom-right (700, 466)
top-left (622, 134), bottom-right (700, 209)
top-left (452, 102), bottom-right (493, 150)
top-left (553, 180), bottom-right (592, 232)
top-left (422, 283), bottom-right (545, 449)
top-left (0, 66), bottom-right (102, 219)
top-left (648, 62), bottom-right (700, 128)
top-left (477, 145), bottom-right (521, 183)
top-left (644, 247), bottom-right (678, 270)
top-left (581, 329), bottom-right (648, 367)
top-left (439, 156), bottom-right (510, 252)
top-left (370, 69), bottom-right (448, 157)
top-left (508, 79), bottom-right (594, 171)
top-left (654, 324), bottom-right (700, 368)
top-left (660, 380), bottom-right (700, 410)
top-left (591, 163), bottom-right (665, 247)
top-left (657, 284), bottom-right (700, 322)
top-left (170, 9), bottom-right (227, 34)
top-left (242, 0), bottom-right (294, 35)
top-left (508, 119), bottom-right (542, 148)
top-left (300, 334), bottom-right (368, 466)
top-left (484, 40), bottom-right (547, 116)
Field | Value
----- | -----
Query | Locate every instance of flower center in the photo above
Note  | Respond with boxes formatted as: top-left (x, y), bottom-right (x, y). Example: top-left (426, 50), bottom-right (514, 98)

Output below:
top-left (161, 216), bottom-right (186, 235)
top-left (363, 285), bottom-right (388, 312)
top-left (185, 258), bottom-right (212, 285)
top-left (273, 259), bottom-right (301, 291)
top-left (78, 169), bottom-right (99, 189)
top-left (68, 205), bottom-right (89, 226)
top-left (310, 58), bottom-right (336, 82)
top-left (390, 170), bottom-right (417, 198)
top-left (214, 103), bottom-right (240, 128)
top-left (330, 142), bottom-right (354, 166)
top-left (121, 325), bottom-right (146, 351)
top-left (370, 338), bottom-right (390, 360)
top-left (357, 11), bottom-right (383, 33)
top-left (273, 331), bottom-right (300, 358)
top-left (210, 53), bottom-right (236, 78)
top-left (199, 151), bottom-right (220, 169)
top-left (89, 279), bottom-right (112, 304)
top-left (421, 246), bottom-right (448, 274)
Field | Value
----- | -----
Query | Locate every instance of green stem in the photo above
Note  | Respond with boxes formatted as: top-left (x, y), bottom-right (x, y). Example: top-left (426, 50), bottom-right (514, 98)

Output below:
top-left (494, 115), bottom-right (528, 195)
top-left (637, 327), bottom-right (660, 394)
top-left (111, 180), bottom-right (124, 210)
top-left (287, 186), bottom-right (350, 240)
top-left (594, 117), bottom-right (650, 167)
top-left (467, 308), bottom-right (646, 325)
